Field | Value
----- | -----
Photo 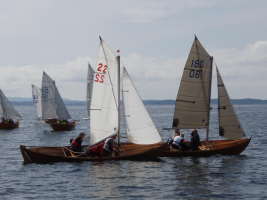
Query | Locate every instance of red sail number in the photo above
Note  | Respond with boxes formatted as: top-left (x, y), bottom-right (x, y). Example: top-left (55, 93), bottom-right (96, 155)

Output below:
top-left (97, 63), bottom-right (107, 73)
top-left (95, 74), bottom-right (105, 83)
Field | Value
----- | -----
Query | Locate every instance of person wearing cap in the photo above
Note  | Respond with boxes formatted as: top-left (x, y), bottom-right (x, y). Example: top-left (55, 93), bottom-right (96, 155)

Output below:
top-left (190, 129), bottom-right (201, 151)
top-left (103, 135), bottom-right (118, 157)
top-left (70, 132), bottom-right (85, 153)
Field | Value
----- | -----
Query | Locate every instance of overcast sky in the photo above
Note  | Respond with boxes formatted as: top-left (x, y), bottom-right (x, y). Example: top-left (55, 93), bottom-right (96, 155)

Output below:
top-left (1, 0), bottom-right (267, 100)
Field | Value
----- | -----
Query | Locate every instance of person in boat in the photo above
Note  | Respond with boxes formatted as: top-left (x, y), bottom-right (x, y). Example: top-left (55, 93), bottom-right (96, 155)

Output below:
top-left (103, 135), bottom-right (117, 157)
top-left (169, 129), bottom-right (181, 145)
top-left (8, 119), bottom-right (14, 123)
top-left (1, 117), bottom-right (5, 123)
top-left (170, 133), bottom-right (189, 151)
top-left (70, 132), bottom-right (85, 153)
top-left (190, 129), bottom-right (202, 151)
top-left (88, 141), bottom-right (105, 157)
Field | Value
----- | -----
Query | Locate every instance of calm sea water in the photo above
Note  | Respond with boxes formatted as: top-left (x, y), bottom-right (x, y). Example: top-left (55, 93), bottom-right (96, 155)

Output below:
top-left (0, 104), bottom-right (266, 199)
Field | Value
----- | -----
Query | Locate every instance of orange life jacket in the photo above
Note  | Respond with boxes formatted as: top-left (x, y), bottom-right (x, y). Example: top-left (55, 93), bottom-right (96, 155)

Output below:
top-left (89, 141), bottom-right (104, 157)
top-left (71, 137), bottom-right (83, 148)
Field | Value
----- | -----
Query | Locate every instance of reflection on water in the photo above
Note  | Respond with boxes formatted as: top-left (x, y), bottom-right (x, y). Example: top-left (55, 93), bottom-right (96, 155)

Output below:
top-left (0, 104), bottom-right (266, 199)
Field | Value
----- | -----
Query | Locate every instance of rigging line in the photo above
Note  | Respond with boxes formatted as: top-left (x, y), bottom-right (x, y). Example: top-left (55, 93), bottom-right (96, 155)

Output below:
top-left (100, 38), bottom-right (119, 110)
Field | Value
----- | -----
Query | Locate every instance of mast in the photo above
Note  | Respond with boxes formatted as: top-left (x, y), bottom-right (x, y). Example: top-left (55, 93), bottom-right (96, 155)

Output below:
top-left (206, 56), bottom-right (213, 142)
top-left (117, 55), bottom-right (121, 149)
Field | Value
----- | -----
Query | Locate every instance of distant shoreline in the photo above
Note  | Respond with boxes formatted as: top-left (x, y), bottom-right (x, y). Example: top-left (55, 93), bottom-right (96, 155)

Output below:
top-left (9, 98), bottom-right (267, 106)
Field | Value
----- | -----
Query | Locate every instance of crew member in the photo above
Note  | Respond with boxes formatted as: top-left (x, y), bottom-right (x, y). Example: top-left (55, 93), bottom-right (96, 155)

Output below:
top-left (190, 129), bottom-right (202, 151)
top-left (89, 141), bottom-right (104, 157)
top-left (70, 132), bottom-right (85, 153)
top-left (103, 135), bottom-right (117, 157)
top-left (171, 133), bottom-right (189, 151)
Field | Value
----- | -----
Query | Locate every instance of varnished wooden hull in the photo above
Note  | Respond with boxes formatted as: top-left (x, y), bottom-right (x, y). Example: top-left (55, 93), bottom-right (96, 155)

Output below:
top-left (161, 137), bottom-right (251, 157)
top-left (45, 119), bottom-right (58, 124)
top-left (20, 143), bottom-right (168, 163)
top-left (50, 123), bottom-right (76, 131)
top-left (0, 122), bottom-right (19, 129)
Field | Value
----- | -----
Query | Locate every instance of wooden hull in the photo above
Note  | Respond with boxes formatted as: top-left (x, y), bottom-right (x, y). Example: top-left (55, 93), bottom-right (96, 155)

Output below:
top-left (50, 123), bottom-right (76, 131)
top-left (0, 122), bottom-right (19, 129)
top-left (161, 137), bottom-right (251, 157)
top-left (45, 119), bottom-right (58, 124)
top-left (20, 143), bottom-right (168, 163)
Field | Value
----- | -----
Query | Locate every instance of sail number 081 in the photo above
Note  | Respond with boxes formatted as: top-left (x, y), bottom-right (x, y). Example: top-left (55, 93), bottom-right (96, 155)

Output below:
top-left (189, 59), bottom-right (203, 78)
top-left (95, 63), bottom-right (107, 83)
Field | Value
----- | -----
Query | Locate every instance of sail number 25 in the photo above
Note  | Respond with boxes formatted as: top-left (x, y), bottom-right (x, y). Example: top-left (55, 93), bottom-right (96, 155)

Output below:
top-left (95, 63), bottom-right (107, 83)
top-left (189, 60), bottom-right (203, 78)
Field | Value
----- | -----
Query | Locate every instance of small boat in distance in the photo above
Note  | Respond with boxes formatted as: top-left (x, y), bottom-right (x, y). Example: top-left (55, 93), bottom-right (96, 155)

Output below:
top-left (31, 84), bottom-right (42, 120)
top-left (162, 36), bottom-right (251, 157)
top-left (41, 72), bottom-right (76, 131)
top-left (0, 89), bottom-right (22, 129)
top-left (20, 37), bottom-right (167, 162)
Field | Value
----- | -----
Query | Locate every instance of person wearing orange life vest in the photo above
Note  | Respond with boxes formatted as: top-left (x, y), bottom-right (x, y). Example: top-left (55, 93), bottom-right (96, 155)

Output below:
top-left (70, 132), bottom-right (85, 153)
top-left (88, 141), bottom-right (104, 157)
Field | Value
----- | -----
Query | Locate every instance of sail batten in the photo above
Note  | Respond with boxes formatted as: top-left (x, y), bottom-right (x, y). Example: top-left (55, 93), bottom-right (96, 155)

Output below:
top-left (90, 38), bottom-right (119, 145)
top-left (122, 67), bottom-right (162, 144)
top-left (172, 37), bottom-right (212, 129)
top-left (217, 67), bottom-right (245, 140)
top-left (32, 84), bottom-right (42, 119)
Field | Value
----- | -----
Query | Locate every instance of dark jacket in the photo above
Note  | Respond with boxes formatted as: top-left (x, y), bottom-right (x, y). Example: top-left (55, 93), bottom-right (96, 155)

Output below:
top-left (190, 132), bottom-right (201, 151)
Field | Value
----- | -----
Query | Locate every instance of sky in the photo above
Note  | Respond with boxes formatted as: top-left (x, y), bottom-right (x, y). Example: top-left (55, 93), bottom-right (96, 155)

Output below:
top-left (0, 0), bottom-right (267, 101)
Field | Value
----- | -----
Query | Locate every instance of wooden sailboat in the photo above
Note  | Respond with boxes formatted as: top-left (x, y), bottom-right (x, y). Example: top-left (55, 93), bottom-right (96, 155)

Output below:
top-left (20, 37), bottom-right (167, 162)
top-left (162, 36), bottom-right (251, 157)
top-left (41, 72), bottom-right (76, 131)
top-left (0, 89), bottom-right (22, 129)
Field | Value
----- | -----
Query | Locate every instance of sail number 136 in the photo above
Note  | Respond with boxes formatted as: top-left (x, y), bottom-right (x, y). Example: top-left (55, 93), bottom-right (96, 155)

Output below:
top-left (95, 63), bottom-right (107, 83)
top-left (189, 59), bottom-right (203, 78)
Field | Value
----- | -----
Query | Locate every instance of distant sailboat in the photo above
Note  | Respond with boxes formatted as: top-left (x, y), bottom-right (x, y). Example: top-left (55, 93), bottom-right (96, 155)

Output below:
top-left (0, 89), bottom-right (22, 129)
top-left (20, 37), bottom-right (166, 162)
top-left (41, 72), bottom-right (76, 131)
top-left (31, 84), bottom-right (42, 120)
top-left (83, 63), bottom-right (94, 119)
top-left (162, 36), bottom-right (251, 157)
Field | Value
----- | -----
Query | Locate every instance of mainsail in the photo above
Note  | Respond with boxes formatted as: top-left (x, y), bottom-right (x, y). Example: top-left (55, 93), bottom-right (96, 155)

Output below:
top-left (55, 87), bottom-right (71, 120)
top-left (217, 67), bottom-right (245, 140)
top-left (90, 37), bottom-right (119, 145)
top-left (122, 67), bottom-right (162, 144)
top-left (86, 63), bottom-right (95, 118)
top-left (172, 36), bottom-right (213, 129)
top-left (41, 72), bottom-right (57, 119)
top-left (0, 89), bottom-right (22, 119)
top-left (31, 84), bottom-right (42, 119)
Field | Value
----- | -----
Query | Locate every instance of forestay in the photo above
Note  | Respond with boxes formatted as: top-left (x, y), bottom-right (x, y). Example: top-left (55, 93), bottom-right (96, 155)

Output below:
top-left (86, 63), bottom-right (95, 118)
top-left (0, 89), bottom-right (22, 119)
top-left (172, 36), bottom-right (212, 129)
top-left (41, 72), bottom-right (57, 119)
top-left (31, 84), bottom-right (42, 119)
top-left (122, 68), bottom-right (162, 144)
top-left (55, 87), bottom-right (71, 120)
top-left (90, 38), bottom-right (119, 145)
top-left (217, 67), bottom-right (245, 140)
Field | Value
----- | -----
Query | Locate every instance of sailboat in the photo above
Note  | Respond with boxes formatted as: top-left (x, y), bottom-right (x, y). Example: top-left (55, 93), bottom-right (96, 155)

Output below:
top-left (20, 37), bottom-right (167, 162)
top-left (31, 84), bottom-right (42, 120)
top-left (0, 89), bottom-right (22, 129)
top-left (41, 72), bottom-right (76, 131)
top-left (162, 36), bottom-right (251, 157)
top-left (83, 63), bottom-right (94, 120)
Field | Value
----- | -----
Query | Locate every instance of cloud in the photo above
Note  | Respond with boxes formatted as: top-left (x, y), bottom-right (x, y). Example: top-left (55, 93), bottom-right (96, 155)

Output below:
top-left (1, 40), bottom-right (267, 100)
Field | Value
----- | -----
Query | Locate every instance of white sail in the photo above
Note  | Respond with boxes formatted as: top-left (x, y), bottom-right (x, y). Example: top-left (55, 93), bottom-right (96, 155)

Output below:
top-left (0, 89), bottom-right (22, 119)
top-left (86, 63), bottom-right (95, 118)
top-left (90, 37), bottom-right (119, 145)
top-left (41, 72), bottom-right (57, 119)
top-left (122, 68), bottom-right (162, 144)
top-left (0, 97), bottom-right (3, 119)
top-left (55, 86), bottom-right (71, 120)
top-left (172, 36), bottom-right (213, 129)
top-left (217, 67), bottom-right (245, 140)
top-left (31, 84), bottom-right (42, 119)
